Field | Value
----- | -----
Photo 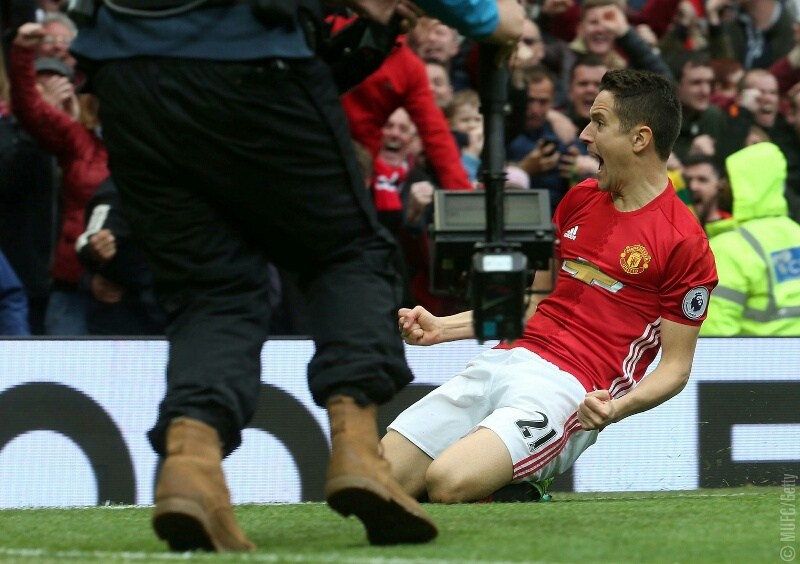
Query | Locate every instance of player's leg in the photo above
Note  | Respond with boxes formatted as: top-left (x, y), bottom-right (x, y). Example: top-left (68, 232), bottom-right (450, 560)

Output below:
top-left (383, 353), bottom-right (499, 500)
top-left (425, 427), bottom-right (513, 503)
top-left (381, 429), bottom-right (433, 499)
top-left (423, 347), bottom-right (596, 504)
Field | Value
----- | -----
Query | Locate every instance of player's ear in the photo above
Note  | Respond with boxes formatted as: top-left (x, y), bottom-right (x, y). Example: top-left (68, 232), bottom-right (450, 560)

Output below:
top-left (631, 125), bottom-right (652, 154)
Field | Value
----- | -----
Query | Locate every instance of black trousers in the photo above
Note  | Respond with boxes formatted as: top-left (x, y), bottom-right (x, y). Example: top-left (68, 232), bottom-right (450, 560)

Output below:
top-left (92, 57), bottom-right (414, 456)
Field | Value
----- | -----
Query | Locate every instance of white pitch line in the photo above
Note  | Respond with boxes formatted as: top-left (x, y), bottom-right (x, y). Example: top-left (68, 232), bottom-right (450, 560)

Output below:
top-left (0, 548), bottom-right (538, 564)
top-left (2, 490), bottom-right (769, 511)
top-left (560, 491), bottom-right (769, 501)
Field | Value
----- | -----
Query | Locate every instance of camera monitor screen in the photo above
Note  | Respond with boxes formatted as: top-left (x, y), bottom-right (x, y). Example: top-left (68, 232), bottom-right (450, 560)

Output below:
top-left (433, 189), bottom-right (551, 232)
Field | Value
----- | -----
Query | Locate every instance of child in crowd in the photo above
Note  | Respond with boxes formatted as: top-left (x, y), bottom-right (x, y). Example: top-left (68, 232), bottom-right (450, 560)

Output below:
top-left (444, 89), bottom-right (483, 185)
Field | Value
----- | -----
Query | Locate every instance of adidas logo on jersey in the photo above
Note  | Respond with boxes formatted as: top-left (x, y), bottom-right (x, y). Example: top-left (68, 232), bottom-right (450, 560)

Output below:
top-left (563, 226), bottom-right (579, 240)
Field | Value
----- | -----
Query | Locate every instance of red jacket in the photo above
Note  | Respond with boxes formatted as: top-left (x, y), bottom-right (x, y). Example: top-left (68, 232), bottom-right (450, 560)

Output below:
top-left (340, 36), bottom-right (472, 191)
top-left (10, 45), bottom-right (109, 287)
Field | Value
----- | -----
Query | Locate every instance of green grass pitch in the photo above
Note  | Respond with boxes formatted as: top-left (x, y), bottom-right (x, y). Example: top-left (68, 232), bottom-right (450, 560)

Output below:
top-left (0, 487), bottom-right (788, 563)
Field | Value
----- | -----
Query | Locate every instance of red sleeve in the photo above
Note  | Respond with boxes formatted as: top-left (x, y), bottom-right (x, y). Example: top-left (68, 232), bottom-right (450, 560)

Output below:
top-left (398, 47), bottom-right (472, 190)
top-left (659, 234), bottom-right (718, 325)
top-left (340, 48), bottom-right (405, 157)
top-left (342, 43), bottom-right (472, 190)
top-left (9, 44), bottom-right (90, 163)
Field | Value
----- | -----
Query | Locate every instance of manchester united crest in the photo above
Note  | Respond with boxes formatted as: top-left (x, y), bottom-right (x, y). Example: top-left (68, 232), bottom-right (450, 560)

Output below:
top-left (619, 244), bottom-right (651, 274)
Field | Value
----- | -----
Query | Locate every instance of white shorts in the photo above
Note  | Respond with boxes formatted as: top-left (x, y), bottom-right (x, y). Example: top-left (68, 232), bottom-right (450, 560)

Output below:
top-left (388, 347), bottom-right (599, 482)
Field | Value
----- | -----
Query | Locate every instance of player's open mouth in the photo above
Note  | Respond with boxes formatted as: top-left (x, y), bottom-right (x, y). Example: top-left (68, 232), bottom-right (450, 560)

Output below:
top-left (592, 153), bottom-right (604, 173)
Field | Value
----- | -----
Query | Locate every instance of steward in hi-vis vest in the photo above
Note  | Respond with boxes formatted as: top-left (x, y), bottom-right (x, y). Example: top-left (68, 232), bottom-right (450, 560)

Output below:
top-left (701, 142), bottom-right (800, 336)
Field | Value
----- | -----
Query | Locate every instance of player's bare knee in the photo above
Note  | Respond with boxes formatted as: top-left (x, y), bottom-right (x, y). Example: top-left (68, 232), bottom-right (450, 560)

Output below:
top-left (425, 461), bottom-right (473, 504)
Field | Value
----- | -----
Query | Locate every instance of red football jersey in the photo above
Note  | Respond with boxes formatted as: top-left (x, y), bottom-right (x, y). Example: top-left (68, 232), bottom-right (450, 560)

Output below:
top-left (371, 157), bottom-right (408, 212)
top-left (500, 179), bottom-right (718, 397)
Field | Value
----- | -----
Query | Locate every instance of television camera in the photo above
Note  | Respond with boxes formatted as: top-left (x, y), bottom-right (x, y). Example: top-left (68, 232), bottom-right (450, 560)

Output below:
top-left (429, 45), bottom-right (555, 342)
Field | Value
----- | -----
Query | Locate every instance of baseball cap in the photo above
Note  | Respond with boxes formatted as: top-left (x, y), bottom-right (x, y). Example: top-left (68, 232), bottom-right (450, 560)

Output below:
top-left (34, 57), bottom-right (75, 80)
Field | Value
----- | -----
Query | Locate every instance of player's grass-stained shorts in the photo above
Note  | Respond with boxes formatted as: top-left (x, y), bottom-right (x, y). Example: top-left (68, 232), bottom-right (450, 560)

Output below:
top-left (388, 347), bottom-right (599, 482)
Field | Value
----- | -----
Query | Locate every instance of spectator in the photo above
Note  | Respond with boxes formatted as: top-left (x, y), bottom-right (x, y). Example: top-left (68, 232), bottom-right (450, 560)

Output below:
top-left (506, 17), bottom-right (578, 134)
top-left (536, 0), bottom-right (582, 43)
top-left (667, 50), bottom-right (729, 163)
top-left (737, 69), bottom-right (785, 130)
top-left (370, 107), bottom-right (415, 235)
top-left (38, 12), bottom-right (76, 70)
top-left (565, 0), bottom-right (674, 84)
top-left (0, 46), bottom-right (57, 335)
top-left (509, 17), bottom-right (547, 89)
top-left (701, 142), bottom-right (800, 336)
top-left (539, 14), bottom-right (579, 106)
top-left (75, 176), bottom-right (167, 335)
top-left (781, 85), bottom-right (800, 222)
top-left (627, 0), bottom-right (686, 43)
top-left (444, 88), bottom-right (483, 184)
top-left (682, 153), bottom-right (733, 232)
top-left (666, 155), bottom-right (697, 215)
top-left (340, 31), bottom-right (472, 191)
top-left (10, 25), bottom-right (109, 336)
top-left (411, 17), bottom-right (475, 93)
top-left (424, 59), bottom-right (454, 109)
top-left (509, 26), bottom-right (576, 139)
top-left (0, 248), bottom-right (30, 335)
top-left (718, 67), bottom-right (795, 159)
top-left (707, 0), bottom-right (795, 70)
top-left (768, 19), bottom-right (800, 93)
top-left (561, 54), bottom-right (608, 131)
top-left (539, 0), bottom-right (688, 48)
top-left (709, 57), bottom-right (745, 112)
top-left (553, 57), bottom-right (606, 186)
top-left (507, 66), bottom-right (583, 211)
top-left (658, 0), bottom-right (708, 56)
top-left (406, 18), bottom-right (469, 91)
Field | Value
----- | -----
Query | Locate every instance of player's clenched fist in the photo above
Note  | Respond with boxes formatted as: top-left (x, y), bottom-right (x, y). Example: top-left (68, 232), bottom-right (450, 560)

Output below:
top-left (577, 390), bottom-right (617, 430)
top-left (398, 305), bottom-right (442, 346)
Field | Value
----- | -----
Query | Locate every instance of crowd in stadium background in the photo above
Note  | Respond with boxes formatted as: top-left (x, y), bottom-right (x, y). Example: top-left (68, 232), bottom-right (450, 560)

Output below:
top-left (0, 0), bottom-right (799, 337)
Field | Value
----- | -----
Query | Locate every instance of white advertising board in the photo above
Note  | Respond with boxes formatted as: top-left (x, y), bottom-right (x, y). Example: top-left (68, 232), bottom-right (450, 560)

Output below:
top-left (0, 338), bottom-right (797, 508)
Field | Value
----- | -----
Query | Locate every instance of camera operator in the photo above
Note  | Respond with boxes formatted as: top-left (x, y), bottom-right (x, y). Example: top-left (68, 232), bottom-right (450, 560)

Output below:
top-left (67, 0), bottom-right (524, 553)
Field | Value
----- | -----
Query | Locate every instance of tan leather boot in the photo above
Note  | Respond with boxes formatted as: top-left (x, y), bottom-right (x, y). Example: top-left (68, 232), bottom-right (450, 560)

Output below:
top-left (325, 395), bottom-right (438, 545)
top-left (152, 417), bottom-right (255, 552)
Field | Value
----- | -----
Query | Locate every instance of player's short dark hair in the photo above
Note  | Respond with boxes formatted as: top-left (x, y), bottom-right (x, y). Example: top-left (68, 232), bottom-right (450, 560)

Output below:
top-left (600, 69), bottom-right (681, 161)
